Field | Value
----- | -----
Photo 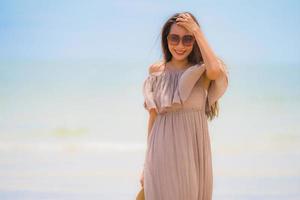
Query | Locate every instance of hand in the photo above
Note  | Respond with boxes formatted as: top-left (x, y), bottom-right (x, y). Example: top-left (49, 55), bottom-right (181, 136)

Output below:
top-left (176, 13), bottom-right (201, 35)
top-left (139, 169), bottom-right (144, 187)
top-left (149, 60), bottom-right (165, 74)
top-left (151, 60), bottom-right (164, 69)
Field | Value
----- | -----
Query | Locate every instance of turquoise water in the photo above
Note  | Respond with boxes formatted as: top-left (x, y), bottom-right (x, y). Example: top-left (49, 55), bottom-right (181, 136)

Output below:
top-left (0, 62), bottom-right (299, 199)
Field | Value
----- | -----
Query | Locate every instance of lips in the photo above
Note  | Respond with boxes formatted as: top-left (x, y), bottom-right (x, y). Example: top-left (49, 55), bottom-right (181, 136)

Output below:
top-left (175, 50), bottom-right (186, 55)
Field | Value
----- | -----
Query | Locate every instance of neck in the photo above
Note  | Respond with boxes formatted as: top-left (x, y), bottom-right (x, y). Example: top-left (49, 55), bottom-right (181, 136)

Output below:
top-left (169, 58), bottom-right (189, 69)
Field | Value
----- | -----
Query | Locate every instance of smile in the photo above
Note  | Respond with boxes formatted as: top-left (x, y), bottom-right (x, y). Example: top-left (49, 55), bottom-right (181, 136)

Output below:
top-left (175, 50), bottom-right (185, 55)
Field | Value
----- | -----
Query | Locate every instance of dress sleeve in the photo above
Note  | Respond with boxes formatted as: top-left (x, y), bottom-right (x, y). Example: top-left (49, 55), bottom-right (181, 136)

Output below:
top-left (142, 74), bottom-right (158, 112)
top-left (173, 63), bottom-right (206, 103)
top-left (207, 59), bottom-right (229, 107)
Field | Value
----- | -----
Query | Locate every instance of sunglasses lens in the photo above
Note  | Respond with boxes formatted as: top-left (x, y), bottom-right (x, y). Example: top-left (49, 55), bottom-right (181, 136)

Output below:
top-left (168, 34), bottom-right (194, 46)
top-left (183, 35), bottom-right (194, 46)
top-left (168, 34), bottom-right (180, 45)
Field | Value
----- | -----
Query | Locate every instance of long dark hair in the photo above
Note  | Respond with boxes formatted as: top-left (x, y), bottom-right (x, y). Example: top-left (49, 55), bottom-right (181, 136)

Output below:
top-left (160, 11), bottom-right (223, 121)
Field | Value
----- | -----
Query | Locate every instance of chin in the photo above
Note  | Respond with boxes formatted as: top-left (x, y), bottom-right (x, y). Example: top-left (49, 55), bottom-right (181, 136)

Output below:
top-left (172, 54), bottom-right (188, 61)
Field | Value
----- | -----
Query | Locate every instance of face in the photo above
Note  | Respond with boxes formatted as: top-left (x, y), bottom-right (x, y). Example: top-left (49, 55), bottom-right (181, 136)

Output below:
top-left (167, 23), bottom-right (195, 61)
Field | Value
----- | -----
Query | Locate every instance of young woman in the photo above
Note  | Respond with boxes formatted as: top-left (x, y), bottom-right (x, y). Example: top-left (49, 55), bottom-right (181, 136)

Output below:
top-left (140, 12), bottom-right (229, 200)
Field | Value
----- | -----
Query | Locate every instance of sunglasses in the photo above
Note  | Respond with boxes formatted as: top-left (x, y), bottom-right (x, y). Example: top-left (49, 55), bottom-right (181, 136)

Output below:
top-left (167, 34), bottom-right (195, 46)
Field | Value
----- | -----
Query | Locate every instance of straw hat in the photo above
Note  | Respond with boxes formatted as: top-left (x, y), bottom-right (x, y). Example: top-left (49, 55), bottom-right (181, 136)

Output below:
top-left (136, 187), bottom-right (145, 200)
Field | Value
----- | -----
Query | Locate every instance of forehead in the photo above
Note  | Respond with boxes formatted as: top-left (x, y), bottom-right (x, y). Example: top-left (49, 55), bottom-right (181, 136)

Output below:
top-left (169, 23), bottom-right (192, 35)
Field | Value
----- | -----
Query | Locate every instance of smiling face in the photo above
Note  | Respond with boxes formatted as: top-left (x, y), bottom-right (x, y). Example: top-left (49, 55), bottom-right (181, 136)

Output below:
top-left (167, 23), bottom-right (195, 62)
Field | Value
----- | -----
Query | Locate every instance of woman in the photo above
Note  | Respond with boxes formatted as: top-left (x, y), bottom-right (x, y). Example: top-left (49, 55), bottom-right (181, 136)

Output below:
top-left (140, 12), bottom-right (229, 200)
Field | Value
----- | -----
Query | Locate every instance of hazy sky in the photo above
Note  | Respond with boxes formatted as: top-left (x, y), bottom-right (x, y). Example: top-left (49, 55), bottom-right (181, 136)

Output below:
top-left (0, 0), bottom-right (299, 64)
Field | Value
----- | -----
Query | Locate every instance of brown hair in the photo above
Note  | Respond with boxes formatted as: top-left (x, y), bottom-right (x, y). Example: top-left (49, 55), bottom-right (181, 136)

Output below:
top-left (160, 11), bottom-right (223, 121)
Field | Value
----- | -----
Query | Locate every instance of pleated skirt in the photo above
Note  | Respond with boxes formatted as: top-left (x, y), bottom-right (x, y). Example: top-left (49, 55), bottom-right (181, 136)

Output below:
top-left (144, 108), bottom-right (213, 200)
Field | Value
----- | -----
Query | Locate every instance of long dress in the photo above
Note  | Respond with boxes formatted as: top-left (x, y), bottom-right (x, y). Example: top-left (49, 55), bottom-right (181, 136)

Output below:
top-left (142, 59), bottom-right (229, 200)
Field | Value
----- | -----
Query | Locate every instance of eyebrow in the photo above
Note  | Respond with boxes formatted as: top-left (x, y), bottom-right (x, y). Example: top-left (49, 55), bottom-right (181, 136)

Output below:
top-left (169, 33), bottom-right (194, 36)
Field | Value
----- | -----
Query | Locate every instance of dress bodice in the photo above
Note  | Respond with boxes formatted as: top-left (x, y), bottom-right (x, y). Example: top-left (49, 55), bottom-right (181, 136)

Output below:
top-left (143, 60), bottom-right (229, 114)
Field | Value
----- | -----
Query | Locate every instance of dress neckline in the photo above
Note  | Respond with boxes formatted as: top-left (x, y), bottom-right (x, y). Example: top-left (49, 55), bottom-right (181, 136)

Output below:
top-left (150, 62), bottom-right (201, 76)
top-left (164, 62), bottom-right (197, 73)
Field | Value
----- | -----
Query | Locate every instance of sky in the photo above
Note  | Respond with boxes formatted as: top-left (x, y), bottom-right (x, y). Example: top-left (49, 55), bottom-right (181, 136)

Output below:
top-left (0, 0), bottom-right (299, 64)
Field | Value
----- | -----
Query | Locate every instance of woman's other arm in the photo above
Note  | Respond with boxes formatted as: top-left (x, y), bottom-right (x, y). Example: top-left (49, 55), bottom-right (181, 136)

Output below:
top-left (140, 108), bottom-right (157, 187)
top-left (147, 109), bottom-right (157, 140)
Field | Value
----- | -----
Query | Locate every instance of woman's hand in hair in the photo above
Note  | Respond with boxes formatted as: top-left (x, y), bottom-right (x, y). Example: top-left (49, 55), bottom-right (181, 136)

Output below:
top-left (176, 13), bottom-right (201, 35)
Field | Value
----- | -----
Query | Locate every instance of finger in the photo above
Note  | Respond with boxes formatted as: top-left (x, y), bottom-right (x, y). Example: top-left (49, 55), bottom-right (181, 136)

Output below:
top-left (176, 22), bottom-right (186, 27)
top-left (176, 20), bottom-right (187, 25)
top-left (176, 21), bottom-right (185, 26)
top-left (179, 13), bottom-right (187, 19)
top-left (176, 17), bottom-right (187, 22)
top-left (176, 15), bottom-right (185, 19)
top-left (184, 12), bottom-right (192, 18)
top-left (178, 14), bottom-right (186, 18)
top-left (182, 14), bottom-right (188, 19)
top-left (183, 13), bottom-right (190, 18)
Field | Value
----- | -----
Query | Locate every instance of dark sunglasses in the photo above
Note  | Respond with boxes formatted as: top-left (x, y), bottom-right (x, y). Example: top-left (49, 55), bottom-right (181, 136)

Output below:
top-left (167, 34), bottom-right (195, 46)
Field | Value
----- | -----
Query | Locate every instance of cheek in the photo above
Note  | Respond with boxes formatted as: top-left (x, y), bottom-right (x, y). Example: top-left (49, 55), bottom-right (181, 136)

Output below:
top-left (187, 46), bottom-right (194, 53)
top-left (168, 45), bottom-right (176, 53)
top-left (168, 43), bottom-right (174, 50)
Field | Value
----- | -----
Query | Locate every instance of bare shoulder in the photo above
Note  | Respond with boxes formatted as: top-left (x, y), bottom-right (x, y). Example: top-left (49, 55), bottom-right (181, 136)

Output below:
top-left (148, 60), bottom-right (165, 74)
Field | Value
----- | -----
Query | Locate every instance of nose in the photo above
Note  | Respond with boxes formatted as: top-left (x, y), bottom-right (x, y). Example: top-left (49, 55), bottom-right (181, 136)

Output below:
top-left (177, 40), bottom-right (185, 48)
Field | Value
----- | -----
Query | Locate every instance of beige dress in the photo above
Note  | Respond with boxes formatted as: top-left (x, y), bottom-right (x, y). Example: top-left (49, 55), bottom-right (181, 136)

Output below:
top-left (142, 60), bottom-right (229, 200)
